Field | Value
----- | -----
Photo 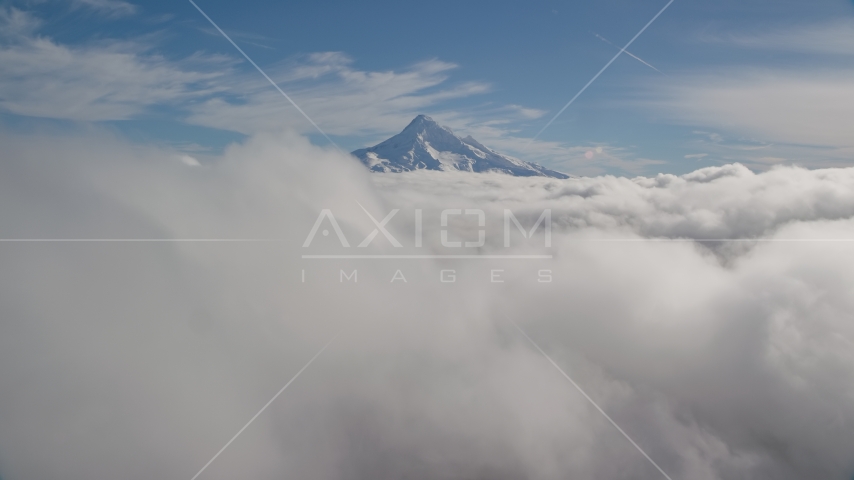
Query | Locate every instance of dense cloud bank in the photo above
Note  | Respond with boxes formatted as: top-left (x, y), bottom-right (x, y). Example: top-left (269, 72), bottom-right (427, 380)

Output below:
top-left (0, 130), bottom-right (853, 480)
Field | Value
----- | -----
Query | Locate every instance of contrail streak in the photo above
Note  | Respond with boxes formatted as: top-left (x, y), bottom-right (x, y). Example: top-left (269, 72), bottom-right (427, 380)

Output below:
top-left (532, 0), bottom-right (676, 141)
top-left (594, 33), bottom-right (667, 76)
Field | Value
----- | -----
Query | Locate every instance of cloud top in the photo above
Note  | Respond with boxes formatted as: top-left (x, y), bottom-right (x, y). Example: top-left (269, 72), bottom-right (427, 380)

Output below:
top-left (0, 130), bottom-right (853, 479)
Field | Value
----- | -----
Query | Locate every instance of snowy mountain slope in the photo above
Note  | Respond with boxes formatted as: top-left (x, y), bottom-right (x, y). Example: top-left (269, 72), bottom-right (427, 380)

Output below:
top-left (352, 115), bottom-right (569, 179)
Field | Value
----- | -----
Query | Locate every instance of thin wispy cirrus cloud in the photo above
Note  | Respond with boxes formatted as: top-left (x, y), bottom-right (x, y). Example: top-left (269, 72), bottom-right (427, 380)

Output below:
top-left (702, 19), bottom-right (854, 56)
top-left (70, 0), bottom-right (138, 18)
top-left (183, 52), bottom-right (493, 138)
top-left (0, 8), bottom-right (488, 131)
top-left (0, 7), bottom-right (229, 121)
top-left (0, 4), bottom-right (645, 174)
top-left (1, 6), bottom-right (484, 130)
top-left (649, 69), bottom-right (854, 149)
top-left (635, 19), bottom-right (854, 169)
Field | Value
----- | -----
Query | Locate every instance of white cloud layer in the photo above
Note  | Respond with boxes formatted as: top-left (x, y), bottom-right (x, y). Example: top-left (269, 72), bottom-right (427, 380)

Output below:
top-left (1, 129), bottom-right (853, 479)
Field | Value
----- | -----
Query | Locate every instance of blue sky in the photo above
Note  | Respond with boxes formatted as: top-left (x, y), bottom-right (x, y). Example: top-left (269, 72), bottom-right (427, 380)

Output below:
top-left (1, 0), bottom-right (853, 175)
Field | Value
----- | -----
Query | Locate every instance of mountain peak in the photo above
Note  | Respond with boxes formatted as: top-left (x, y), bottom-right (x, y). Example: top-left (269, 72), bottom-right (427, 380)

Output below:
top-left (402, 114), bottom-right (448, 134)
top-left (412, 114), bottom-right (434, 123)
top-left (352, 116), bottom-right (569, 179)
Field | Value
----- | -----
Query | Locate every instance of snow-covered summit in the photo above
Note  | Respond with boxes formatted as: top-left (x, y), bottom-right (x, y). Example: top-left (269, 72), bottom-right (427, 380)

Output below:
top-left (352, 115), bottom-right (569, 179)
